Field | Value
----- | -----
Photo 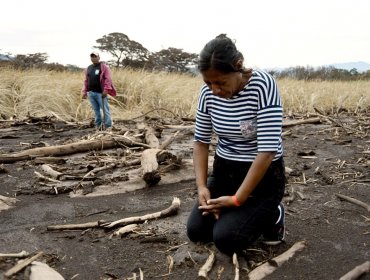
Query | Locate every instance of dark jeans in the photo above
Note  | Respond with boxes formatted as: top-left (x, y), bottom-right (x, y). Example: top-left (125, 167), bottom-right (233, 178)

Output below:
top-left (186, 154), bottom-right (286, 255)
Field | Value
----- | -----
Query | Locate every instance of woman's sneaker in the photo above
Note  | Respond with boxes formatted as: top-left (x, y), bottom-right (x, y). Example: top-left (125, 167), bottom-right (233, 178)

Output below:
top-left (262, 203), bottom-right (285, 245)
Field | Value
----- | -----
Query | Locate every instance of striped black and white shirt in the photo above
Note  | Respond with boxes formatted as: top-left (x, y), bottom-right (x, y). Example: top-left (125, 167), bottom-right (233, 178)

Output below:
top-left (194, 70), bottom-right (283, 162)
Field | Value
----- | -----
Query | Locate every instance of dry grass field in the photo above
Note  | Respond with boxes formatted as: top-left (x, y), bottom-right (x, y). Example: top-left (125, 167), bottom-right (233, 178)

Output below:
top-left (0, 68), bottom-right (369, 122)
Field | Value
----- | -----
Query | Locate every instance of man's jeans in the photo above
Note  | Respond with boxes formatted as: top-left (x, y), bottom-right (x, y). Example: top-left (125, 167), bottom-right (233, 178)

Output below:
top-left (88, 91), bottom-right (112, 128)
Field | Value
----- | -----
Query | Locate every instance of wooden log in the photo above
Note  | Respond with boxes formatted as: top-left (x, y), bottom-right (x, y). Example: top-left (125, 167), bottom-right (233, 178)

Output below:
top-left (0, 136), bottom-right (147, 163)
top-left (144, 126), bottom-right (160, 148)
top-left (141, 148), bottom-right (161, 186)
top-left (141, 149), bottom-right (180, 186)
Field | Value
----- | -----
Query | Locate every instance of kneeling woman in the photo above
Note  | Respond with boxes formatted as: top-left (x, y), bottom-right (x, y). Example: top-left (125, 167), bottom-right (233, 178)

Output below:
top-left (186, 35), bottom-right (286, 255)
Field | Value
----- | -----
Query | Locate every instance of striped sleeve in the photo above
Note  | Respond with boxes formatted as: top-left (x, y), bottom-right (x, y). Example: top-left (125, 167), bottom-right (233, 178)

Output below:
top-left (256, 72), bottom-right (283, 152)
top-left (194, 85), bottom-right (213, 143)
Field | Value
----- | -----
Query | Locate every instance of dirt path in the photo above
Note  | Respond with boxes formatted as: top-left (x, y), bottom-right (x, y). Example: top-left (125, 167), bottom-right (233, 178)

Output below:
top-left (0, 115), bottom-right (369, 280)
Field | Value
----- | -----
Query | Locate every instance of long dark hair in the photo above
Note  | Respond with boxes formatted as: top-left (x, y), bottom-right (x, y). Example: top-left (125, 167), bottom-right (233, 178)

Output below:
top-left (198, 34), bottom-right (244, 73)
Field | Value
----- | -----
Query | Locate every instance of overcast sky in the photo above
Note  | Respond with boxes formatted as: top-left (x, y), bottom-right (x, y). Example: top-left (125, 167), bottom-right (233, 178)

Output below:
top-left (1, 0), bottom-right (369, 69)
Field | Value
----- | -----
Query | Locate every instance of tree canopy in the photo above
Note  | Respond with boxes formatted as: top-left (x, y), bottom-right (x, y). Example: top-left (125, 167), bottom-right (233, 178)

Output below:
top-left (94, 32), bottom-right (199, 73)
top-left (94, 32), bottom-right (150, 68)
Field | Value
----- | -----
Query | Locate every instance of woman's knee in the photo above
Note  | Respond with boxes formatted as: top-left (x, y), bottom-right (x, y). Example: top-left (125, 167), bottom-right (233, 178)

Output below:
top-left (213, 225), bottom-right (256, 255)
top-left (213, 229), bottom-right (236, 255)
top-left (186, 215), bottom-right (213, 243)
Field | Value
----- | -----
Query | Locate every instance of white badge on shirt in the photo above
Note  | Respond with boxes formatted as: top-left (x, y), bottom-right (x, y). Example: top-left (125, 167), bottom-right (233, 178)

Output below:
top-left (239, 119), bottom-right (257, 139)
top-left (95, 69), bottom-right (100, 75)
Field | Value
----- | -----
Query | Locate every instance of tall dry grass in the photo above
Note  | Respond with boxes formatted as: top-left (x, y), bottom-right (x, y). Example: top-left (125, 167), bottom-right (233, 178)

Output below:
top-left (0, 67), bottom-right (369, 121)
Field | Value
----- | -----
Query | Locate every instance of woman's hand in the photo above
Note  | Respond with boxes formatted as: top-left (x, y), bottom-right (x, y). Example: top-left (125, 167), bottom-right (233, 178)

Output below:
top-left (197, 187), bottom-right (221, 219)
top-left (199, 196), bottom-right (234, 210)
top-left (197, 186), bottom-right (210, 207)
top-left (198, 196), bottom-right (235, 219)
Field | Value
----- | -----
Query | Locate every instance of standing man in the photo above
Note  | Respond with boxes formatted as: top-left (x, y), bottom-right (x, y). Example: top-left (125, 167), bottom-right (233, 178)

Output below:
top-left (82, 52), bottom-right (116, 130)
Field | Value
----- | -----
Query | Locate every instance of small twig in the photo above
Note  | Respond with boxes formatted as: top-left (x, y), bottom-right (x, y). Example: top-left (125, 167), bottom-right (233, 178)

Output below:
top-left (0, 250), bottom-right (29, 258)
top-left (187, 251), bottom-right (197, 265)
top-left (167, 255), bottom-right (174, 274)
top-left (198, 248), bottom-right (215, 278)
top-left (217, 266), bottom-right (225, 280)
top-left (34, 171), bottom-right (60, 183)
top-left (313, 107), bottom-right (348, 133)
top-left (233, 253), bottom-right (240, 280)
top-left (165, 242), bottom-right (189, 252)
top-left (335, 193), bottom-right (370, 212)
top-left (129, 108), bottom-right (177, 120)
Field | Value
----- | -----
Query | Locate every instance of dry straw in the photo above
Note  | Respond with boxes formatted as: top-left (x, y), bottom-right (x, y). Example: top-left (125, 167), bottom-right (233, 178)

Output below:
top-left (0, 68), bottom-right (369, 121)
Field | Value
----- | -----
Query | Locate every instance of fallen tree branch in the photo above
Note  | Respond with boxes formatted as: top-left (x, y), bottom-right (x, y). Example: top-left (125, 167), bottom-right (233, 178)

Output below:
top-left (103, 197), bottom-right (181, 229)
top-left (0, 136), bottom-right (147, 163)
top-left (47, 220), bottom-right (106, 231)
top-left (198, 248), bottom-right (215, 279)
top-left (335, 193), bottom-right (370, 212)
top-left (248, 240), bottom-right (307, 280)
top-left (0, 250), bottom-right (29, 258)
top-left (160, 130), bottom-right (180, 150)
top-left (339, 261), bottom-right (370, 280)
top-left (313, 107), bottom-right (349, 133)
top-left (4, 251), bottom-right (43, 278)
top-left (282, 117), bottom-right (321, 128)
top-left (143, 124), bottom-right (160, 149)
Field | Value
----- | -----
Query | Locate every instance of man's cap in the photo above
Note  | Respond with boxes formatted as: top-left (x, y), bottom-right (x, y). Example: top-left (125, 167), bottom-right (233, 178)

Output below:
top-left (90, 52), bottom-right (99, 57)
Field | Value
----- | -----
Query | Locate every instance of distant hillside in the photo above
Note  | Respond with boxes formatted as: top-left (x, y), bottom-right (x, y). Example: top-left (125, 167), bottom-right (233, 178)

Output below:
top-left (0, 54), bottom-right (13, 61)
top-left (328, 61), bottom-right (370, 72)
